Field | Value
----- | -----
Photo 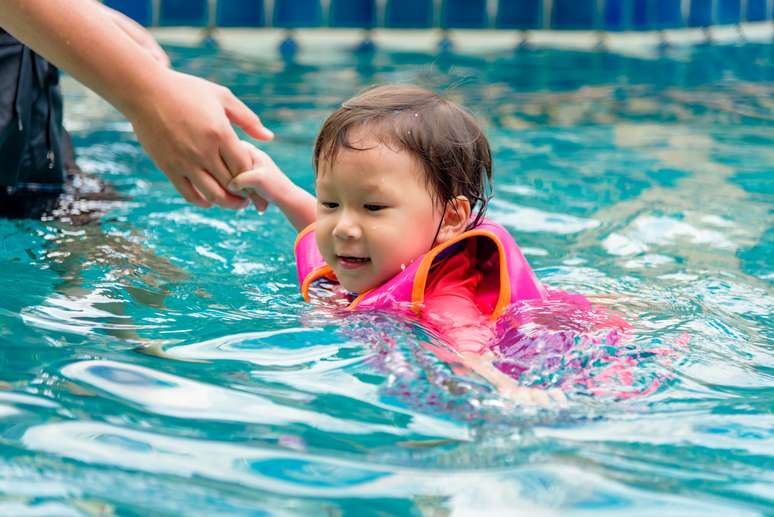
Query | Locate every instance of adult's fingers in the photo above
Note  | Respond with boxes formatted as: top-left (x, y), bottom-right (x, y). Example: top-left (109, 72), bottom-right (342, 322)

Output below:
top-left (224, 92), bottom-right (274, 142)
top-left (190, 170), bottom-right (249, 209)
top-left (198, 142), bottom-right (253, 209)
top-left (169, 175), bottom-right (212, 208)
top-left (240, 139), bottom-right (263, 167)
top-left (220, 129), bottom-right (254, 178)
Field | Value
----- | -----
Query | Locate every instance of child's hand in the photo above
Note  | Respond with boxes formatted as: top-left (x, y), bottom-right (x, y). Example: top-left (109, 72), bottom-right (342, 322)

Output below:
top-left (460, 351), bottom-right (567, 408)
top-left (229, 142), bottom-right (294, 213)
top-left (496, 381), bottom-right (567, 408)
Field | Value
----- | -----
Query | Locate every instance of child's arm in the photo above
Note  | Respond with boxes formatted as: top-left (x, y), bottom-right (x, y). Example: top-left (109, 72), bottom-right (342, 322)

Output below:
top-left (229, 143), bottom-right (317, 231)
top-left (424, 295), bottom-right (566, 407)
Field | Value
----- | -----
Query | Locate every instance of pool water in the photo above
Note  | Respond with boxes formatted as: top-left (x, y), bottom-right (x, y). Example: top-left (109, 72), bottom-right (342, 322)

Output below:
top-left (1, 42), bottom-right (772, 515)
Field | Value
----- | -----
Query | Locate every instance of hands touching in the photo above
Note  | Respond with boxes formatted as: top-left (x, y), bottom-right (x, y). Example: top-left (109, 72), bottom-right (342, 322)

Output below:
top-left (125, 72), bottom-right (274, 210)
top-left (99, 9), bottom-right (276, 210)
top-left (0, 0), bottom-right (274, 210)
top-left (228, 142), bottom-right (317, 231)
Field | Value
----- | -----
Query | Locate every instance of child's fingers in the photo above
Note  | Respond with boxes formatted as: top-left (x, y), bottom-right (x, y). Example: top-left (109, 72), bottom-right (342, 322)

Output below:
top-left (248, 192), bottom-right (269, 213)
top-left (227, 169), bottom-right (263, 193)
top-left (528, 388), bottom-right (551, 407)
top-left (547, 388), bottom-right (568, 406)
top-left (227, 169), bottom-right (270, 213)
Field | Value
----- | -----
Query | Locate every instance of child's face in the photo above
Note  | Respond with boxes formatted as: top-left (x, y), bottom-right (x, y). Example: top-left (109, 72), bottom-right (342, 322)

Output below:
top-left (315, 135), bottom-right (442, 294)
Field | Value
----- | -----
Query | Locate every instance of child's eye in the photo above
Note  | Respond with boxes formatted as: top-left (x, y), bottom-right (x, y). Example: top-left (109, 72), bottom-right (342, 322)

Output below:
top-left (364, 204), bottom-right (387, 212)
top-left (320, 201), bottom-right (338, 209)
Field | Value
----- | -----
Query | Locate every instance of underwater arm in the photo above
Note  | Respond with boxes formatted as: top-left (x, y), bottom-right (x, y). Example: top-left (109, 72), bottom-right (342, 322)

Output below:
top-left (1, 0), bottom-right (272, 209)
top-left (458, 351), bottom-right (565, 406)
top-left (424, 294), bottom-right (565, 406)
top-left (230, 144), bottom-right (317, 231)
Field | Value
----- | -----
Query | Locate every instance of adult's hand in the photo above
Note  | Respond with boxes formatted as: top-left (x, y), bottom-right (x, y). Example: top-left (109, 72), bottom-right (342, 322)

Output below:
top-left (127, 69), bottom-right (274, 209)
top-left (1, 0), bottom-right (274, 210)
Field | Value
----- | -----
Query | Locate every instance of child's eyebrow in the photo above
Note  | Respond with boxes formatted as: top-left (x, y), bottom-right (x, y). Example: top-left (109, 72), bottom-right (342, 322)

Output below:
top-left (317, 176), bottom-right (394, 195)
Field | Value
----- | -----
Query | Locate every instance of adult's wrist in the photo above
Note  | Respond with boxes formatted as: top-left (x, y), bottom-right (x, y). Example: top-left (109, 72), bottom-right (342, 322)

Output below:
top-left (112, 62), bottom-right (172, 121)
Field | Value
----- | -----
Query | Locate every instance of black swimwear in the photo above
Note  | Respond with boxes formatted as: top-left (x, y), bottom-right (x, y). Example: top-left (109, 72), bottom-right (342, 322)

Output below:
top-left (0, 29), bottom-right (67, 218)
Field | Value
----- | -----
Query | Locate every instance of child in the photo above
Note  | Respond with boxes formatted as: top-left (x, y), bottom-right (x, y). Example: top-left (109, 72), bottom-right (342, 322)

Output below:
top-left (230, 85), bottom-right (565, 406)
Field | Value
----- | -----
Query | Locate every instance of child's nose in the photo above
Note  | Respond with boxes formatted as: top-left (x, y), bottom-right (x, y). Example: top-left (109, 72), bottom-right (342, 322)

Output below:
top-left (332, 213), bottom-right (361, 240)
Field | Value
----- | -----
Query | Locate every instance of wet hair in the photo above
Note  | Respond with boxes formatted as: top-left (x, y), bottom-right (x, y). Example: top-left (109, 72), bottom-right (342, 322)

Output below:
top-left (313, 84), bottom-right (493, 229)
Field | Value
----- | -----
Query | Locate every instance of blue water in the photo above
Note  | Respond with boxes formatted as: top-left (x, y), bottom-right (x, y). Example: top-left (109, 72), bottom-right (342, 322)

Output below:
top-left (0, 42), bottom-right (772, 515)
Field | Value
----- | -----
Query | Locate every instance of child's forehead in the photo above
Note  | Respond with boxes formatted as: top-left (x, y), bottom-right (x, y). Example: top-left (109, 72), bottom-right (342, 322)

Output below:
top-left (318, 140), bottom-right (423, 178)
top-left (315, 150), bottom-right (428, 196)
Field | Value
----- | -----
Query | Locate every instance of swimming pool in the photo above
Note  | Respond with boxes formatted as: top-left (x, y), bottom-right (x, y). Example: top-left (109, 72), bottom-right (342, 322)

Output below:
top-left (0, 41), bottom-right (772, 515)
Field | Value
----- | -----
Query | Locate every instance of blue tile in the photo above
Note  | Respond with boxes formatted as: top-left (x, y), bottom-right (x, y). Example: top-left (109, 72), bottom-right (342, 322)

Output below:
top-left (653, 0), bottom-right (683, 28)
top-left (745, 0), bottom-right (768, 21)
top-left (441, 0), bottom-right (488, 29)
top-left (688, 0), bottom-right (713, 26)
top-left (717, 0), bottom-right (741, 24)
top-left (385, 0), bottom-right (434, 28)
top-left (603, 0), bottom-right (627, 31)
top-left (630, 0), bottom-right (649, 29)
top-left (495, 0), bottom-right (542, 29)
top-left (273, 0), bottom-right (322, 28)
top-left (330, 0), bottom-right (377, 28)
top-left (552, 0), bottom-right (596, 30)
top-left (160, 0), bottom-right (208, 26)
top-left (217, 0), bottom-right (264, 27)
top-left (604, 0), bottom-right (656, 31)
top-left (103, 0), bottom-right (152, 26)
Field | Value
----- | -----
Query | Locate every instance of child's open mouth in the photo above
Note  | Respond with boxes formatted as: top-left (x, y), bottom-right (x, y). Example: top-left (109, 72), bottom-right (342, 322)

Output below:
top-left (337, 255), bottom-right (371, 269)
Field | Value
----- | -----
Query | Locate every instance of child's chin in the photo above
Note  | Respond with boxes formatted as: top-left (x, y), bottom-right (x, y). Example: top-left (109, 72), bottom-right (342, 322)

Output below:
top-left (339, 280), bottom-right (371, 295)
top-left (337, 275), bottom-right (377, 295)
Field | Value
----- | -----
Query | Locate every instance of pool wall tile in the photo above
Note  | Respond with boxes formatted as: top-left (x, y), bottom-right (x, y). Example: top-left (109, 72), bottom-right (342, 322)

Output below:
top-left (441, 0), bottom-right (488, 29)
top-left (552, 0), bottom-right (597, 30)
top-left (716, 0), bottom-right (741, 24)
top-left (217, 0), bottom-right (264, 27)
top-left (603, 0), bottom-right (628, 31)
top-left (110, 0), bottom-right (760, 31)
top-left (103, 0), bottom-right (153, 26)
top-left (274, 0), bottom-right (323, 28)
top-left (630, 0), bottom-right (649, 30)
top-left (688, 0), bottom-right (713, 26)
top-left (495, 0), bottom-right (542, 29)
top-left (384, 0), bottom-right (434, 28)
top-left (330, 0), bottom-right (377, 28)
top-left (745, 0), bottom-right (768, 21)
top-left (159, 0), bottom-right (208, 26)
top-left (654, 0), bottom-right (683, 28)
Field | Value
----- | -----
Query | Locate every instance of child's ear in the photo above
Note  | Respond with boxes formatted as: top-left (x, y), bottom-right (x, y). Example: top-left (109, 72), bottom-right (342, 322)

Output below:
top-left (436, 196), bottom-right (471, 244)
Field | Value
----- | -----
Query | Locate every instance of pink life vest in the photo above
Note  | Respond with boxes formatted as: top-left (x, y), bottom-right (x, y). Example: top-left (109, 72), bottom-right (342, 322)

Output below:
top-left (294, 219), bottom-right (547, 319)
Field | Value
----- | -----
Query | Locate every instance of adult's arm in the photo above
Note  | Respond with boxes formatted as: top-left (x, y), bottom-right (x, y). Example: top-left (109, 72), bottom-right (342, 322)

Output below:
top-left (0, 0), bottom-right (273, 209)
top-left (102, 4), bottom-right (170, 67)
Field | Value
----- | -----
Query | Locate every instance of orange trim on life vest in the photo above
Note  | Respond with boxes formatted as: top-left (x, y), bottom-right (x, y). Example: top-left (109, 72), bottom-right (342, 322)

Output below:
top-left (410, 229), bottom-right (511, 320)
top-left (347, 288), bottom-right (375, 310)
top-left (300, 264), bottom-right (334, 302)
top-left (294, 222), bottom-right (317, 257)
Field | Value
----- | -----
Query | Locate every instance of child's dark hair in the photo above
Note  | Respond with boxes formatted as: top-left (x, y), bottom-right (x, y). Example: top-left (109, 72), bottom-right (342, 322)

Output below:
top-left (313, 84), bottom-right (493, 229)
